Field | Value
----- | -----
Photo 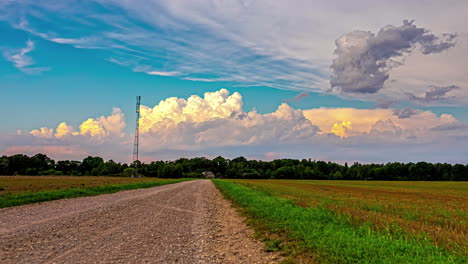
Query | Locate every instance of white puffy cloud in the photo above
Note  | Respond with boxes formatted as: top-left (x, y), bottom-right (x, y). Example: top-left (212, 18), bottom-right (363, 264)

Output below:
top-left (140, 89), bottom-right (243, 133)
top-left (30, 127), bottom-right (54, 138)
top-left (96, 108), bottom-right (126, 137)
top-left (29, 108), bottom-right (125, 140)
top-left (14, 89), bottom-right (468, 163)
top-left (55, 122), bottom-right (75, 138)
top-left (369, 119), bottom-right (402, 137)
top-left (79, 118), bottom-right (106, 137)
top-left (303, 107), bottom-right (457, 139)
top-left (330, 121), bottom-right (352, 138)
top-left (139, 89), bottom-right (320, 149)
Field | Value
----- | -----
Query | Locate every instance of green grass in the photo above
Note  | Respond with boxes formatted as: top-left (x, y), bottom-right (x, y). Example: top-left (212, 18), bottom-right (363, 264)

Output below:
top-left (213, 179), bottom-right (465, 264)
top-left (0, 178), bottom-right (192, 208)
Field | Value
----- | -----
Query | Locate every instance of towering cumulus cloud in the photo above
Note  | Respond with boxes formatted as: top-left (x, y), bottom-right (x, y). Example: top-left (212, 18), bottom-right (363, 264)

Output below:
top-left (331, 20), bottom-right (456, 94)
top-left (9, 88), bottom-right (466, 162)
top-left (139, 89), bottom-right (320, 148)
top-left (139, 89), bottom-right (244, 133)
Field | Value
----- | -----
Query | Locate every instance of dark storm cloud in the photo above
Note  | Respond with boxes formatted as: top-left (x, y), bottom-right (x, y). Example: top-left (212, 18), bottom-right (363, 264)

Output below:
top-left (408, 85), bottom-right (460, 104)
top-left (285, 92), bottom-right (309, 102)
top-left (331, 20), bottom-right (457, 94)
top-left (393, 107), bottom-right (418, 119)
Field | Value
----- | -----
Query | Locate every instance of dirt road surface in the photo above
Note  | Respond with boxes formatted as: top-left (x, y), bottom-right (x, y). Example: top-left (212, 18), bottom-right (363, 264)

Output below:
top-left (0, 180), bottom-right (281, 263)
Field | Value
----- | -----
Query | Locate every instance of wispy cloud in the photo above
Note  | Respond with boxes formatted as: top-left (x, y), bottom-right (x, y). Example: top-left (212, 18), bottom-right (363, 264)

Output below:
top-left (0, 0), bottom-right (329, 91)
top-left (9, 39), bottom-right (34, 68)
top-left (4, 40), bottom-right (49, 73)
top-left (1, 0), bottom-right (467, 104)
top-left (285, 92), bottom-right (309, 102)
top-left (183, 77), bottom-right (232, 82)
top-left (146, 71), bottom-right (180, 77)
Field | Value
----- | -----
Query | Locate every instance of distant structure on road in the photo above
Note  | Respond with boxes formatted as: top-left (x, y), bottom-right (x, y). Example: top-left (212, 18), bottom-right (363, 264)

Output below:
top-left (132, 96), bottom-right (141, 178)
top-left (203, 171), bottom-right (215, 179)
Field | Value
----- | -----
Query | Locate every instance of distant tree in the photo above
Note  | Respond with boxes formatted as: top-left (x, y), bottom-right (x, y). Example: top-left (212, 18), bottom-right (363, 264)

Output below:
top-left (0, 156), bottom-right (9, 175)
top-left (452, 164), bottom-right (467, 181)
top-left (330, 171), bottom-right (344, 180)
top-left (81, 156), bottom-right (104, 175)
top-left (0, 153), bottom-right (466, 181)
top-left (123, 168), bottom-right (135, 177)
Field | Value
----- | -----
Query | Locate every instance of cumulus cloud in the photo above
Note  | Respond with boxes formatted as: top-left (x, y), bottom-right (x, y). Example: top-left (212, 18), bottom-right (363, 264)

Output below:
top-left (7, 89), bottom-right (468, 162)
top-left (4, 40), bottom-right (49, 73)
top-left (29, 108), bottom-right (125, 140)
top-left (369, 119), bottom-right (402, 137)
top-left (139, 89), bottom-right (244, 133)
top-left (303, 107), bottom-right (457, 138)
top-left (30, 127), bottom-right (54, 138)
top-left (139, 89), bottom-right (320, 149)
top-left (25, 90), bottom-right (321, 153)
top-left (330, 121), bottom-right (352, 138)
top-left (331, 20), bottom-right (456, 94)
top-left (55, 122), bottom-right (75, 138)
top-left (95, 108), bottom-right (126, 137)
top-left (393, 107), bottom-right (418, 119)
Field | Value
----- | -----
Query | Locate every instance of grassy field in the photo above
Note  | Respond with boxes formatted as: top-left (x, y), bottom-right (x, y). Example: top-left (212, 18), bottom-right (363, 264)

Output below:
top-left (0, 176), bottom-right (191, 208)
top-left (213, 179), bottom-right (467, 263)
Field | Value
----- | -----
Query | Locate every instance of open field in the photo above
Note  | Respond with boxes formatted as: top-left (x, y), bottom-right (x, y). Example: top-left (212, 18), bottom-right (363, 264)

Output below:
top-left (0, 180), bottom-right (280, 263)
top-left (0, 176), bottom-right (171, 194)
top-left (0, 176), bottom-right (192, 208)
top-left (214, 179), bottom-right (467, 263)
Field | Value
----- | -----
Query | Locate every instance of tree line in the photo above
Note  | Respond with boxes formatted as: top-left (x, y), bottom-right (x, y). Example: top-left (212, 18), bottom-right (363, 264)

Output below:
top-left (0, 154), bottom-right (467, 181)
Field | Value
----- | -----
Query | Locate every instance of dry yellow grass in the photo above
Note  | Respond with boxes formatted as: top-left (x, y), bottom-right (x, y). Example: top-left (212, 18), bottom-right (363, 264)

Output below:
top-left (230, 179), bottom-right (468, 256)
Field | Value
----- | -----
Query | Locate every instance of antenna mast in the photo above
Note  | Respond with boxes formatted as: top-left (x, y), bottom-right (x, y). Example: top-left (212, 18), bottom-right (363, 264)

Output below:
top-left (132, 96), bottom-right (141, 178)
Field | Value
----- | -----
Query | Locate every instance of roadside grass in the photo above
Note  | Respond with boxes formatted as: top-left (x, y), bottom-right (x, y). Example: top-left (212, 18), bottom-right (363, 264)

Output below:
top-left (0, 178), bottom-right (192, 208)
top-left (229, 179), bottom-right (467, 256)
top-left (213, 179), bottom-right (465, 264)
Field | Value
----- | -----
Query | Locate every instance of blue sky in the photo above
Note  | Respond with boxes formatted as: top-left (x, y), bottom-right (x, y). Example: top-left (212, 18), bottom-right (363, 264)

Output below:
top-left (1, 0), bottom-right (467, 163)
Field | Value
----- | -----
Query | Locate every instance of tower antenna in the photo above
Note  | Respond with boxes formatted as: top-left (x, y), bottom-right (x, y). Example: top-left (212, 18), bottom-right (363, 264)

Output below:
top-left (132, 96), bottom-right (141, 178)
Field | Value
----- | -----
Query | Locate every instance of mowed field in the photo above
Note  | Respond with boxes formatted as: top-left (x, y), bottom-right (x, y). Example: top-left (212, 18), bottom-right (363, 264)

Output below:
top-left (0, 176), bottom-right (190, 208)
top-left (216, 179), bottom-right (467, 263)
top-left (0, 176), bottom-right (167, 194)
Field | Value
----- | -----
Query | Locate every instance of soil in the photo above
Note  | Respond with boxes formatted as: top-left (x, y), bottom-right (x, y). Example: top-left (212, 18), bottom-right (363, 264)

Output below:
top-left (0, 180), bottom-right (282, 263)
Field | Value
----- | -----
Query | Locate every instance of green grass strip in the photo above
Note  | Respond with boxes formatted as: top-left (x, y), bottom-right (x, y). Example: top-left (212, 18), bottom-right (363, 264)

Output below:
top-left (213, 179), bottom-right (464, 264)
top-left (0, 178), bottom-right (193, 208)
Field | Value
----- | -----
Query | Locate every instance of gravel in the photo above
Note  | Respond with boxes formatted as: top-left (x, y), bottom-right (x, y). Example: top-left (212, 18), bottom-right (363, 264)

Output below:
top-left (0, 180), bottom-right (281, 263)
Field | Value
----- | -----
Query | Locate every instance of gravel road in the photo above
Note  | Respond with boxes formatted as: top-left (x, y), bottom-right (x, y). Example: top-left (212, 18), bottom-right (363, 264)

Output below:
top-left (0, 180), bottom-right (281, 263)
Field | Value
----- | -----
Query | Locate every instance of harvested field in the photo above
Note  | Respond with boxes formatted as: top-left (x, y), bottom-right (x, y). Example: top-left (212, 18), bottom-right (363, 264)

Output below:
top-left (221, 179), bottom-right (468, 261)
top-left (0, 180), bottom-right (281, 263)
top-left (0, 175), bottom-right (166, 194)
top-left (0, 176), bottom-right (192, 208)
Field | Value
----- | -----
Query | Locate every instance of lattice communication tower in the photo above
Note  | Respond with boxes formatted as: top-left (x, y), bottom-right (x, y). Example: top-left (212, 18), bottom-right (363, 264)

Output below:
top-left (132, 96), bottom-right (141, 178)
